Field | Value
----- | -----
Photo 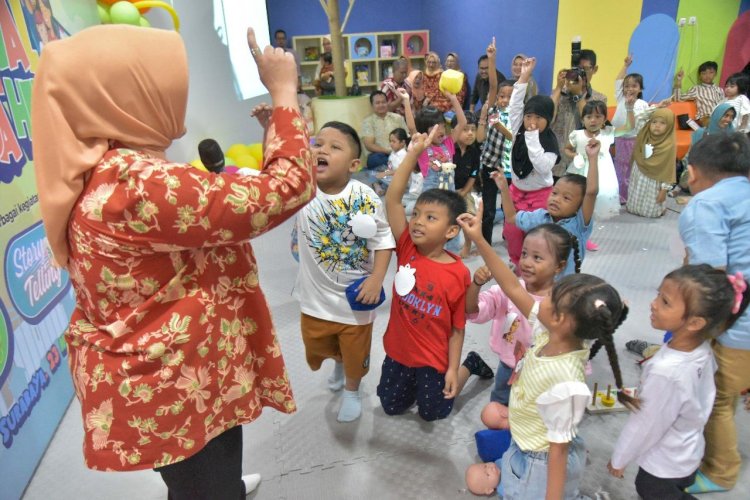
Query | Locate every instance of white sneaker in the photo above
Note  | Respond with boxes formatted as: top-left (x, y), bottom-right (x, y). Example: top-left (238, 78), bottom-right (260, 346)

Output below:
top-left (242, 473), bottom-right (261, 495)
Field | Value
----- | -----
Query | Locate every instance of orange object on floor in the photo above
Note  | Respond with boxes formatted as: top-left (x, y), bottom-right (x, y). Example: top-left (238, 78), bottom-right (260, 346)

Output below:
top-left (667, 101), bottom-right (698, 160)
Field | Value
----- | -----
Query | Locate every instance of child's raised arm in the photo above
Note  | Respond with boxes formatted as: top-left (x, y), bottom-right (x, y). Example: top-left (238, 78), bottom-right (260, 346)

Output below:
top-left (449, 92), bottom-right (467, 141)
top-left (581, 138), bottom-right (600, 225)
top-left (616, 55), bottom-right (632, 81)
top-left (386, 127), bottom-right (438, 240)
top-left (458, 202), bottom-right (535, 317)
top-left (491, 171), bottom-right (517, 226)
top-left (398, 88), bottom-right (417, 135)
top-left (485, 38), bottom-right (498, 112)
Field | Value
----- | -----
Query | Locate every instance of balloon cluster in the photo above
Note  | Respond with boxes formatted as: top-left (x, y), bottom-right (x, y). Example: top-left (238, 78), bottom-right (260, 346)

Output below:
top-left (191, 143), bottom-right (264, 174)
top-left (97, 1), bottom-right (180, 31)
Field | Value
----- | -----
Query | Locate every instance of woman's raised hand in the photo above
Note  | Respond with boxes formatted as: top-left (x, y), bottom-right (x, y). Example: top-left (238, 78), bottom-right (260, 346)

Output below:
top-left (247, 27), bottom-right (297, 107)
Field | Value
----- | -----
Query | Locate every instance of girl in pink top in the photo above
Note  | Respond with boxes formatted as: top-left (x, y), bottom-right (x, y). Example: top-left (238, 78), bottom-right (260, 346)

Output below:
top-left (466, 224), bottom-right (579, 405)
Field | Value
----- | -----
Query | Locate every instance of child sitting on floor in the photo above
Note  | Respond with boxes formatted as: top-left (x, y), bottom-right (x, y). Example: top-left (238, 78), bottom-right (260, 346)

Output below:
top-left (460, 201), bottom-right (632, 498)
top-left (673, 61), bottom-right (725, 127)
top-left (377, 126), bottom-right (493, 422)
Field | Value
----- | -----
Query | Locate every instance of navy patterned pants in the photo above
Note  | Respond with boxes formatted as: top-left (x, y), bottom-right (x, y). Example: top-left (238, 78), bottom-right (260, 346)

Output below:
top-left (377, 355), bottom-right (454, 421)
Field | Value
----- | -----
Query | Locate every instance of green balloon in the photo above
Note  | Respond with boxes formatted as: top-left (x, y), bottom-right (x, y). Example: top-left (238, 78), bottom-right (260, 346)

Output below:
top-left (139, 16), bottom-right (151, 28)
top-left (97, 3), bottom-right (111, 24)
top-left (109, 1), bottom-right (140, 26)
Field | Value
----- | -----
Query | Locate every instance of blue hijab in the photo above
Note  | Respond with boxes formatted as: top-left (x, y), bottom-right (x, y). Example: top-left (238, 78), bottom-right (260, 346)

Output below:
top-left (691, 103), bottom-right (736, 145)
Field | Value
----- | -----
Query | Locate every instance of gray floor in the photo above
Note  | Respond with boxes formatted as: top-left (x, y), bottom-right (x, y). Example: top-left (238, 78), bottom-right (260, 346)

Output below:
top-left (24, 199), bottom-right (749, 500)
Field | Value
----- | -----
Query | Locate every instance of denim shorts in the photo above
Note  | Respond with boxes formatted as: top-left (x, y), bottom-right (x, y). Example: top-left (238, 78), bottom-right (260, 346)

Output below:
top-left (500, 436), bottom-right (588, 499)
top-left (490, 360), bottom-right (513, 405)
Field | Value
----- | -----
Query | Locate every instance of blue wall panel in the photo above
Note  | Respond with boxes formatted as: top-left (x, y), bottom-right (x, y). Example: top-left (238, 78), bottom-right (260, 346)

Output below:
top-left (641, 0), bottom-right (680, 20)
top-left (266, 0), bottom-right (423, 39)
top-left (424, 0), bottom-right (559, 96)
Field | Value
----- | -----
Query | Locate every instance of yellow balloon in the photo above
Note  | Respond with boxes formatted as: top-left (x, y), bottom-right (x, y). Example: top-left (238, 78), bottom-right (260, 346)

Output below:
top-left (226, 143), bottom-right (250, 161)
top-left (234, 154), bottom-right (259, 169)
top-left (132, 1), bottom-right (180, 31)
top-left (190, 159), bottom-right (208, 172)
top-left (247, 143), bottom-right (263, 164)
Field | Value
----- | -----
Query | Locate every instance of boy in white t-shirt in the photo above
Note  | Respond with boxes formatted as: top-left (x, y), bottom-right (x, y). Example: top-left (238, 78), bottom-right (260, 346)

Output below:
top-left (294, 121), bottom-right (395, 422)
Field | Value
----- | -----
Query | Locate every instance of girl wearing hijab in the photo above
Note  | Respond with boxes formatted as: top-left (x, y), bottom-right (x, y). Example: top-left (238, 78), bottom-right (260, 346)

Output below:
top-left (510, 53), bottom-right (538, 103)
top-left (500, 59), bottom-right (560, 270)
top-left (626, 108), bottom-right (677, 217)
top-left (31, 25), bottom-right (314, 498)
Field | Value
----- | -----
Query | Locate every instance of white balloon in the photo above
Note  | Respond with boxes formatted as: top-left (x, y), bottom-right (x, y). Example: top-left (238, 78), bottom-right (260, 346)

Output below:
top-left (348, 212), bottom-right (377, 239)
top-left (394, 264), bottom-right (417, 296)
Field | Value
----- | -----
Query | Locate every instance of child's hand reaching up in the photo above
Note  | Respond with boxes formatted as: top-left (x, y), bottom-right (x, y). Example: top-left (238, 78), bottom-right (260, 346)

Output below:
top-left (408, 125), bottom-right (439, 155)
top-left (486, 37), bottom-right (496, 59)
top-left (250, 103), bottom-right (273, 130)
top-left (457, 200), bottom-right (484, 243)
top-left (473, 266), bottom-right (492, 286)
top-left (623, 55), bottom-right (632, 68)
top-left (585, 138), bottom-right (601, 158)
top-left (396, 87), bottom-right (410, 103)
top-left (520, 57), bottom-right (536, 77)
top-left (490, 170), bottom-right (509, 190)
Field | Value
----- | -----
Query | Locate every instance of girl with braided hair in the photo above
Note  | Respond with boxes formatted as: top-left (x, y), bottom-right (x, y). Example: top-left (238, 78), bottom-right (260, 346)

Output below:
top-left (460, 202), bottom-right (629, 499)
top-left (608, 264), bottom-right (749, 499)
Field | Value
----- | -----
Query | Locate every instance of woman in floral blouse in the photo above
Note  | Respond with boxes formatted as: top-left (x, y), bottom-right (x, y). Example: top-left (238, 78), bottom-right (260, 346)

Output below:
top-left (31, 25), bottom-right (313, 498)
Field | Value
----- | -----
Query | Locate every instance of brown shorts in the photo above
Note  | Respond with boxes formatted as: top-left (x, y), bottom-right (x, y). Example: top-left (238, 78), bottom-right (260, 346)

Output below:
top-left (300, 313), bottom-right (373, 379)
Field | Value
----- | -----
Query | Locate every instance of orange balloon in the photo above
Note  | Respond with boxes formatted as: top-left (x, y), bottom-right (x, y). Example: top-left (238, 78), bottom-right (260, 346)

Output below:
top-left (99, 0), bottom-right (119, 5)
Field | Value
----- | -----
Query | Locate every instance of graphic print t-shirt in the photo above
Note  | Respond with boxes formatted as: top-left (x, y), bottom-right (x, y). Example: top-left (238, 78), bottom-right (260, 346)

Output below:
top-left (294, 180), bottom-right (395, 325)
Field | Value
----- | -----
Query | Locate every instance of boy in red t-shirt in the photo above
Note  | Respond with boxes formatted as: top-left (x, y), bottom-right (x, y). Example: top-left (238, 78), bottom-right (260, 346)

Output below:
top-left (379, 127), bottom-right (494, 421)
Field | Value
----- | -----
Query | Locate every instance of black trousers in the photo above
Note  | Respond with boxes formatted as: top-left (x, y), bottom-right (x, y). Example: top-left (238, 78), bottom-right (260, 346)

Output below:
top-left (155, 425), bottom-right (245, 500)
top-left (480, 176), bottom-right (499, 245)
top-left (635, 467), bottom-right (697, 500)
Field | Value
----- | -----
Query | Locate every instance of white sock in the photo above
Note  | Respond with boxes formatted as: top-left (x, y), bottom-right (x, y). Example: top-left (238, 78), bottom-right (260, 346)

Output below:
top-left (242, 473), bottom-right (261, 495)
top-left (327, 361), bottom-right (344, 392)
top-left (337, 389), bottom-right (362, 422)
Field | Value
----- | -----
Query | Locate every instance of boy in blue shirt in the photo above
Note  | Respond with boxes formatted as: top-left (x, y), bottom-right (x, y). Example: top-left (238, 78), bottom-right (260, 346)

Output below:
top-left (492, 139), bottom-right (601, 276)
top-left (680, 132), bottom-right (750, 494)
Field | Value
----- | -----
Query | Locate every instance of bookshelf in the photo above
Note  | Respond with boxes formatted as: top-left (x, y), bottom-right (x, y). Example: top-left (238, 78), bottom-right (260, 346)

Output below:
top-left (293, 30), bottom-right (429, 95)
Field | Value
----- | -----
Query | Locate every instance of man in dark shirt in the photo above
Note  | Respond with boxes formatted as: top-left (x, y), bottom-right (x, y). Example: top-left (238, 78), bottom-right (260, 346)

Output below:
top-left (469, 55), bottom-right (506, 113)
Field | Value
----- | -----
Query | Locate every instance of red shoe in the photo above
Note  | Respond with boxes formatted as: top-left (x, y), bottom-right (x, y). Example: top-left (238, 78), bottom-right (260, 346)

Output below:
top-left (586, 240), bottom-right (599, 252)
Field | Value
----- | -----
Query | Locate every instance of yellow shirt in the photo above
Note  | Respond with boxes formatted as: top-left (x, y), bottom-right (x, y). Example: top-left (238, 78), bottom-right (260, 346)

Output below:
top-left (508, 303), bottom-right (590, 452)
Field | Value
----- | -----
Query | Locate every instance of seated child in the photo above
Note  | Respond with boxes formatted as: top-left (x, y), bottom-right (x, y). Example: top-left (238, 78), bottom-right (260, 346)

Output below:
top-left (493, 139), bottom-right (601, 276)
top-left (609, 265), bottom-right (747, 498)
top-left (377, 126), bottom-right (493, 422)
top-left (373, 127), bottom-right (409, 195)
top-left (467, 224), bottom-right (577, 405)
top-left (452, 111), bottom-right (480, 258)
top-left (721, 72), bottom-right (750, 133)
top-left (459, 201), bottom-right (632, 499)
top-left (673, 61), bottom-right (725, 127)
top-left (292, 121), bottom-right (395, 422)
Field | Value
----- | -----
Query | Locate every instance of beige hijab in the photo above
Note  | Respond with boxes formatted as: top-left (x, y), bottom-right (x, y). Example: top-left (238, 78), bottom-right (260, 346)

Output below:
top-left (632, 108), bottom-right (676, 184)
top-left (31, 25), bottom-right (188, 267)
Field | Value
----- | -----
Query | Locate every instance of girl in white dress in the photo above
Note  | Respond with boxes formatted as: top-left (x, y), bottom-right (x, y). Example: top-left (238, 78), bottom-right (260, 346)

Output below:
top-left (564, 100), bottom-right (619, 251)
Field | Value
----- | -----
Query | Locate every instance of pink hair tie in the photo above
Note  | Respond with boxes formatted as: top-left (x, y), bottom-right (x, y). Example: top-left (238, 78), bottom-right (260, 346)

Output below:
top-left (728, 273), bottom-right (747, 314)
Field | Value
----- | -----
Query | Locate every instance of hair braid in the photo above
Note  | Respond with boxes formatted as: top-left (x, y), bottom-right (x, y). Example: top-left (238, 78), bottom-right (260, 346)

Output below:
top-left (570, 234), bottom-right (581, 273)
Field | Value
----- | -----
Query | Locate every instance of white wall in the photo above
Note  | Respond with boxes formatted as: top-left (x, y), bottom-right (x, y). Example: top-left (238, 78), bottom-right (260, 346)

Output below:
top-left (148, 1), bottom-right (270, 163)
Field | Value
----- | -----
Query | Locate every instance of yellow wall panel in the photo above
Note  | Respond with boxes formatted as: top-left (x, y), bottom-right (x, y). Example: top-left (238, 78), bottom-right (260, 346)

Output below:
top-left (553, 0), bottom-right (644, 102)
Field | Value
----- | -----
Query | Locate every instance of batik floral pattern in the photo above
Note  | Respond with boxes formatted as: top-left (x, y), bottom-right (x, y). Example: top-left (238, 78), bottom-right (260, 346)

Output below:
top-left (66, 107), bottom-right (313, 471)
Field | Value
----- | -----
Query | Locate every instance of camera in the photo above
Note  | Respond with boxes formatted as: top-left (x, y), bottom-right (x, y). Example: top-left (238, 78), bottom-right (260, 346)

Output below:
top-left (571, 36), bottom-right (581, 68)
